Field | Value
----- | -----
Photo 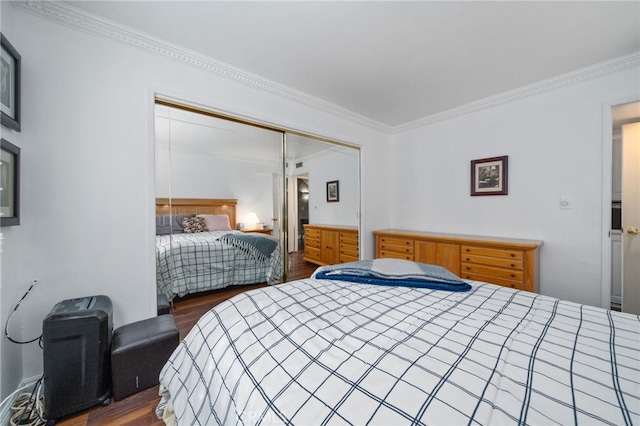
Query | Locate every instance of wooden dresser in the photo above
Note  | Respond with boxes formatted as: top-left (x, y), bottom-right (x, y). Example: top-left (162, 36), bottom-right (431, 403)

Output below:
top-left (304, 224), bottom-right (359, 266)
top-left (375, 229), bottom-right (542, 293)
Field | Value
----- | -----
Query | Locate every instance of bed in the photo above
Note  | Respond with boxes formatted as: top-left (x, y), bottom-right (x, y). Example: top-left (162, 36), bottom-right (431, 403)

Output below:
top-left (155, 198), bottom-right (282, 301)
top-left (156, 259), bottom-right (639, 425)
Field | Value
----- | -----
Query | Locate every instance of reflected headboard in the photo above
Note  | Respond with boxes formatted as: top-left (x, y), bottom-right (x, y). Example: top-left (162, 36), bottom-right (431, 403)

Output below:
top-left (155, 198), bottom-right (237, 228)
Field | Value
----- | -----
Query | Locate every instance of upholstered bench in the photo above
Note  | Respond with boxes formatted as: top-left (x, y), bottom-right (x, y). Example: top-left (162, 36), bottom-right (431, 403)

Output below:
top-left (157, 293), bottom-right (171, 315)
top-left (111, 315), bottom-right (179, 400)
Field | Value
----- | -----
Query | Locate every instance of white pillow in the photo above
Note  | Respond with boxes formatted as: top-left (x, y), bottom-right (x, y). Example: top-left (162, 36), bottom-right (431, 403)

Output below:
top-left (197, 214), bottom-right (232, 231)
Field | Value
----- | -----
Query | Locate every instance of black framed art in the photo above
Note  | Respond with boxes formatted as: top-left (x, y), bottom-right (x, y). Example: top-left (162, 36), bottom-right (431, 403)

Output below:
top-left (1, 33), bottom-right (21, 132)
top-left (326, 180), bottom-right (339, 202)
top-left (471, 155), bottom-right (508, 196)
top-left (1, 139), bottom-right (20, 226)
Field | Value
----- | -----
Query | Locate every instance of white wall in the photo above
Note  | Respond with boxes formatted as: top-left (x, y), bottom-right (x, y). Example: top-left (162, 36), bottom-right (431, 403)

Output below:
top-left (300, 150), bottom-right (360, 227)
top-left (390, 66), bottom-right (640, 306)
top-left (0, 0), bottom-right (25, 399)
top-left (155, 144), bottom-right (278, 228)
top-left (0, 6), bottom-right (391, 395)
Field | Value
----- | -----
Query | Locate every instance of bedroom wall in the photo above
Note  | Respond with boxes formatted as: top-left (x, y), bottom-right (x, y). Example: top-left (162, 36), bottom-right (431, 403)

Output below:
top-left (0, 1), bottom-right (25, 400)
top-left (390, 66), bottom-right (640, 307)
top-left (0, 6), bottom-right (392, 395)
top-left (296, 150), bottom-right (360, 227)
top-left (155, 145), bottom-right (278, 229)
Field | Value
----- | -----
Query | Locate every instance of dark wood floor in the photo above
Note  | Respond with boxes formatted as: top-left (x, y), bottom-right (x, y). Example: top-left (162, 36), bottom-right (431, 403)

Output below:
top-left (56, 252), bottom-right (316, 426)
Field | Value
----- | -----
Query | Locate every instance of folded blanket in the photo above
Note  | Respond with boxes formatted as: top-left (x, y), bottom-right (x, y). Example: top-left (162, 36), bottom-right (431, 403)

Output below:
top-left (219, 233), bottom-right (279, 262)
top-left (312, 258), bottom-right (471, 291)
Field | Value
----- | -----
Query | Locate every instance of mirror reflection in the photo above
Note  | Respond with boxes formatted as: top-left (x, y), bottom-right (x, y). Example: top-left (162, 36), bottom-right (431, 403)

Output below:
top-left (154, 102), bottom-right (360, 302)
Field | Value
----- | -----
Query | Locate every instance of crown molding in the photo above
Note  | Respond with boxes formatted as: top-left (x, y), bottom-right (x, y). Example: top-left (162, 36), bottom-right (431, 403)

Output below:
top-left (14, 0), bottom-right (391, 133)
top-left (393, 51), bottom-right (640, 134)
top-left (13, 1), bottom-right (640, 136)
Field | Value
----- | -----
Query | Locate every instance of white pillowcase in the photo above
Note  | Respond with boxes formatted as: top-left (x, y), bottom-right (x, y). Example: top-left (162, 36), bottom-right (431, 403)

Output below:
top-left (196, 214), bottom-right (232, 231)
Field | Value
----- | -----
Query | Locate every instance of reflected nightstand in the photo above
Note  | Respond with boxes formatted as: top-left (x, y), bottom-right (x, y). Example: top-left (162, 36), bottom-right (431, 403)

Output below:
top-left (241, 228), bottom-right (273, 235)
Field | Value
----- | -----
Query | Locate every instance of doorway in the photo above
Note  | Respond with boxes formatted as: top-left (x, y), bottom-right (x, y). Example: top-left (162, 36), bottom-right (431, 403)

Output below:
top-left (285, 174), bottom-right (308, 253)
top-left (297, 176), bottom-right (309, 251)
top-left (608, 101), bottom-right (640, 314)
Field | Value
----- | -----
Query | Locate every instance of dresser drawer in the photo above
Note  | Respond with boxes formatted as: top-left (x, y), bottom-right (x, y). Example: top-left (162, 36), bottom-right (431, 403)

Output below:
top-left (340, 232), bottom-right (358, 245)
top-left (305, 228), bottom-right (321, 239)
top-left (461, 245), bottom-right (523, 261)
top-left (462, 254), bottom-right (523, 270)
top-left (304, 247), bottom-right (321, 260)
top-left (379, 237), bottom-right (414, 254)
top-left (462, 272), bottom-right (524, 290)
top-left (460, 262), bottom-right (523, 281)
top-left (305, 237), bottom-right (321, 249)
top-left (340, 254), bottom-right (359, 263)
top-left (340, 244), bottom-right (359, 258)
top-left (379, 250), bottom-right (414, 260)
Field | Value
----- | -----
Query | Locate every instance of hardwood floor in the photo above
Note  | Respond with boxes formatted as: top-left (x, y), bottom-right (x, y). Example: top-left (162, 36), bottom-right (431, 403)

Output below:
top-left (54, 252), bottom-right (317, 426)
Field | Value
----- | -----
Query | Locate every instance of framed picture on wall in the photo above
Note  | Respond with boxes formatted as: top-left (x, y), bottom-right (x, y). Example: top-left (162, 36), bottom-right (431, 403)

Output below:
top-left (326, 180), bottom-right (339, 202)
top-left (1, 34), bottom-right (21, 132)
top-left (471, 155), bottom-right (508, 196)
top-left (1, 139), bottom-right (20, 226)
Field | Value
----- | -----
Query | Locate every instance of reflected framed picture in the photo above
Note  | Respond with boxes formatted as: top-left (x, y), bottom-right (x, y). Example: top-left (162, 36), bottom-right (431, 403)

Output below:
top-left (471, 155), bottom-right (508, 196)
top-left (1, 34), bottom-right (21, 132)
top-left (326, 180), bottom-right (339, 202)
top-left (1, 139), bottom-right (20, 226)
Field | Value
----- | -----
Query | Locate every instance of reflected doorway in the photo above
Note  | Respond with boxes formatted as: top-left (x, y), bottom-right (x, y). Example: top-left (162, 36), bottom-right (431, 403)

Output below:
top-left (297, 177), bottom-right (309, 251)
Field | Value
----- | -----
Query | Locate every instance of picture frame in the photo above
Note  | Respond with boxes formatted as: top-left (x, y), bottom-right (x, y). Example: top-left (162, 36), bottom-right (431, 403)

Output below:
top-left (326, 180), bottom-right (339, 202)
top-left (471, 155), bottom-right (508, 196)
top-left (1, 139), bottom-right (20, 226)
top-left (1, 33), bottom-right (21, 132)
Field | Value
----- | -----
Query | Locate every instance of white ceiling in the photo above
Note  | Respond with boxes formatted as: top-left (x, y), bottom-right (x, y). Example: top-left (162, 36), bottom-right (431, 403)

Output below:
top-left (67, 1), bottom-right (640, 127)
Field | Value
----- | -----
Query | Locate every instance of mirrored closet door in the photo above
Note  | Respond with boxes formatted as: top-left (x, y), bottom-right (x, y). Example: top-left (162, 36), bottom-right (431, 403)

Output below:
top-left (154, 100), bottom-right (360, 296)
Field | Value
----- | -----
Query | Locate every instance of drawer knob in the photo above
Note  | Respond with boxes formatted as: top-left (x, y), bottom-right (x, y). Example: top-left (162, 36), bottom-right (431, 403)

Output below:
top-left (466, 258), bottom-right (471, 261)
top-left (511, 274), bottom-right (515, 278)
top-left (510, 264), bottom-right (515, 267)
top-left (466, 267), bottom-right (471, 270)
top-left (466, 248), bottom-right (471, 252)
top-left (510, 253), bottom-right (515, 257)
top-left (510, 284), bottom-right (515, 288)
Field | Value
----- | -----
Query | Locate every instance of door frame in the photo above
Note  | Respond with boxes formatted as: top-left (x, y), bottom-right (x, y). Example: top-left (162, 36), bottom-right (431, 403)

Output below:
top-left (286, 176), bottom-right (297, 253)
top-left (601, 95), bottom-right (640, 309)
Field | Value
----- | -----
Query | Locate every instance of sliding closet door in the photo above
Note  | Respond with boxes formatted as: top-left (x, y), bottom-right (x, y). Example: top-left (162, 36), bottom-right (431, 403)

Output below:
top-left (284, 133), bottom-right (360, 257)
top-left (154, 100), bottom-right (361, 290)
top-left (154, 102), bottom-right (285, 296)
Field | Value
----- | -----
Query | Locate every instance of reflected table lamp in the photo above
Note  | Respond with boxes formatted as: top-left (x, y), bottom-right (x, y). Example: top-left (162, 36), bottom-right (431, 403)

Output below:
top-left (244, 212), bottom-right (260, 230)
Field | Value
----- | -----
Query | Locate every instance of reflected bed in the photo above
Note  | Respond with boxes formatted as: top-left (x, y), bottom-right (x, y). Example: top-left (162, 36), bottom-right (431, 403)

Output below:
top-left (155, 198), bottom-right (282, 301)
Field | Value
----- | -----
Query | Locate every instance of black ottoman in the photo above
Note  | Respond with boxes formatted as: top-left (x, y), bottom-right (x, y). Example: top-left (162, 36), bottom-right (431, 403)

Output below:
top-left (111, 315), bottom-right (179, 401)
top-left (157, 293), bottom-right (171, 315)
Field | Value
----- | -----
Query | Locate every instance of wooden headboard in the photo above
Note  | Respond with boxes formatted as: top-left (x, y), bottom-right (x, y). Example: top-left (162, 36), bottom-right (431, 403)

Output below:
top-left (156, 198), bottom-right (238, 228)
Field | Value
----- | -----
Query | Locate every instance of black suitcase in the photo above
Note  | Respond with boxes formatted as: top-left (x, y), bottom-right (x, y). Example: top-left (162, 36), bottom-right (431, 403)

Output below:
top-left (42, 295), bottom-right (113, 420)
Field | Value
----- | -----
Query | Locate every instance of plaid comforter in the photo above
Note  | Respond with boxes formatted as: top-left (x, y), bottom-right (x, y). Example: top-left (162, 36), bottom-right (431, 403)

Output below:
top-left (157, 279), bottom-right (639, 425)
top-left (156, 231), bottom-right (282, 301)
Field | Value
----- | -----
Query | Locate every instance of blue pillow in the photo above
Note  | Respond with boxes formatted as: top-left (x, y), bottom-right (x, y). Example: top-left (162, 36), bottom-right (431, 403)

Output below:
top-left (156, 214), bottom-right (194, 235)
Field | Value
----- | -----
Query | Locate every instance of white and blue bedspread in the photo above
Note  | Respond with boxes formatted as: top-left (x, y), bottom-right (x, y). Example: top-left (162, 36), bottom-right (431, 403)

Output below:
top-left (312, 258), bottom-right (471, 291)
top-left (156, 231), bottom-right (282, 301)
top-left (157, 278), bottom-right (639, 425)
